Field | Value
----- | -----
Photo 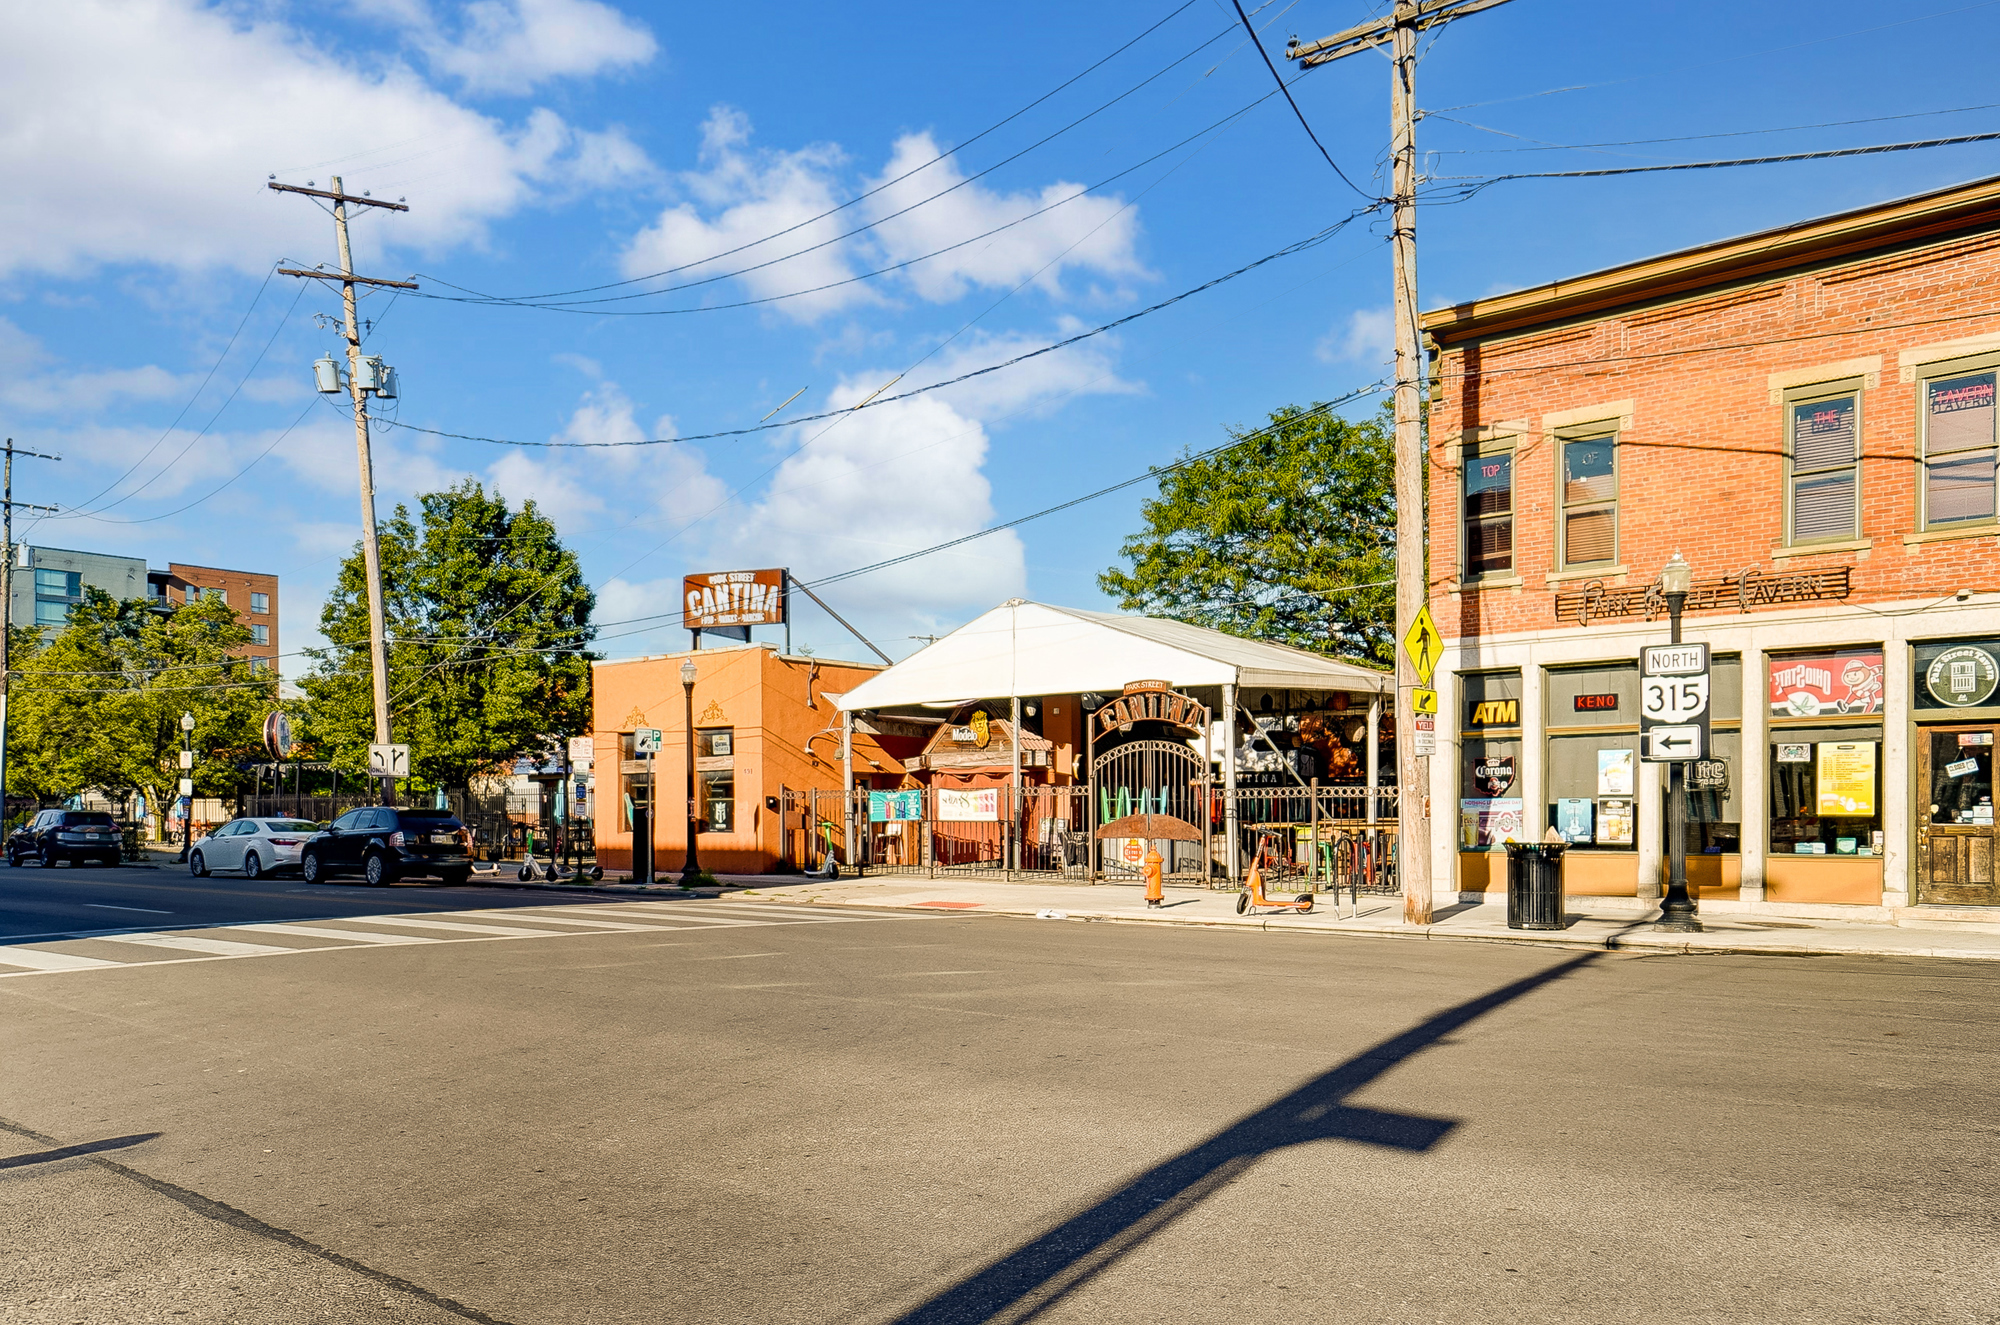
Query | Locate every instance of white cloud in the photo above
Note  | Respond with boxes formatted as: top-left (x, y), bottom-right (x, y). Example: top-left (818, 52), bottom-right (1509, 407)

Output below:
top-left (385, 0), bottom-right (657, 96)
top-left (0, 0), bottom-right (654, 278)
top-left (907, 321), bottom-right (1143, 421)
top-left (0, 317), bottom-right (196, 413)
top-left (620, 107), bottom-right (867, 323)
top-left (1317, 306), bottom-right (1393, 365)
top-left (864, 132), bottom-right (1148, 304)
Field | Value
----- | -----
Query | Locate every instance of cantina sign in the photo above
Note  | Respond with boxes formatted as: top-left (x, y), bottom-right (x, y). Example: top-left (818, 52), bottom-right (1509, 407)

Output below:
top-left (683, 568), bottom-right (787, 629)
top-left (1554, 566), bottom-right (1851, 627)
top-left (1092, 685), bottom-right (1209, 738)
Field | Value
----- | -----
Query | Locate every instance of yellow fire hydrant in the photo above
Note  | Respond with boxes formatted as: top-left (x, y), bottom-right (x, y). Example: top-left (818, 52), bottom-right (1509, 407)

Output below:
top-left (1143, 845), bottom-right (1164, 908)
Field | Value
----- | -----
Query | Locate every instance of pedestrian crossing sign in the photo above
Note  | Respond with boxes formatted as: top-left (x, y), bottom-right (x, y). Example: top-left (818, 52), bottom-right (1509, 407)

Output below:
top-left (1402, 604), bottom-right (1442, 687)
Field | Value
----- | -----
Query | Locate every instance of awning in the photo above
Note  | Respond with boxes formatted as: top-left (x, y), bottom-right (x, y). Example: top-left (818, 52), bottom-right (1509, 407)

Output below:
top-left (834, 600), bottom-right (1390, 712)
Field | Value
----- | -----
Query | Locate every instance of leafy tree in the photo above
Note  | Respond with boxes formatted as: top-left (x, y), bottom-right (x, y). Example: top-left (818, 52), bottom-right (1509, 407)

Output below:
top-left (1099, 402), bottom-right (1398, 665)
top-left (298, 480), bottom-right (595, 789)
top-left (7, 590), bottom-right (274, 827)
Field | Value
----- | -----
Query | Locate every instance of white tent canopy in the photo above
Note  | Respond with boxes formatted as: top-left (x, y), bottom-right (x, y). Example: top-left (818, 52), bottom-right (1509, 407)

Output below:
top-left (835, 600), bottom-right (1389, 712)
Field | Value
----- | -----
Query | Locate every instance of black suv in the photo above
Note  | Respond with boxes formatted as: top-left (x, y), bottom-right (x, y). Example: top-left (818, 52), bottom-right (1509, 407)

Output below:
top-left (7, 810), bottom-right (124, 867)
top-left (300, 806), bottom-right (473, 886)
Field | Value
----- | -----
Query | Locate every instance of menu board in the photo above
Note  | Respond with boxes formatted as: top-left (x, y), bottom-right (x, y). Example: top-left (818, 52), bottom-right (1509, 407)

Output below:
top-left (1816, 742), bottom-right (1877, 816)
top-left (1770, 649), bottom-right (1884, 717)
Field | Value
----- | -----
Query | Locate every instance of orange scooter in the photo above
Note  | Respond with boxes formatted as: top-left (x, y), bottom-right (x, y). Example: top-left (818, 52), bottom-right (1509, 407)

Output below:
top-left (1235, 828), bottom-right (1314, 915)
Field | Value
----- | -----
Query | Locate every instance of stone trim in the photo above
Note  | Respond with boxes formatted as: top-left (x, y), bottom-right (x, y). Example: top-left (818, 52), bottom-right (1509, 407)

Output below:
top-left (1765, 357), bottom-right (1880, 404)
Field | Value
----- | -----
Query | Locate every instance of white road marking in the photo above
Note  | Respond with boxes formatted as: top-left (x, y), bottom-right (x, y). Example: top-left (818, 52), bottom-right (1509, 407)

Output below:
top-left (83, 904), bottom-right (173, 914)
top-left (91, 934), bottom-right (301, 957)
top-left (332, 916), bottom-right (565, 937)
top-left (0, 947), bottom-right (122, 971)
top-left (230, 923), bottom-right (437, 946)
top-left (453, 911), bottom-right (683, 932)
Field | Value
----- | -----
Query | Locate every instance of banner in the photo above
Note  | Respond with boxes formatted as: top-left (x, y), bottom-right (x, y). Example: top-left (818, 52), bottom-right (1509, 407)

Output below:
top-left (938, 788), bottom-right (999, 822)
top-left (1459, 797), bottom-right (1524, 848)
top-left (1770, 649), bottom-right (1883, 716)
top-left (868, 790), bottom-right (923, 823)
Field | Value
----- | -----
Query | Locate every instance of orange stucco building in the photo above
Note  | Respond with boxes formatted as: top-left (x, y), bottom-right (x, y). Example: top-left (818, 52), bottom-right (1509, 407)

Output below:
top-left (590, 646), bottom-right (906, 876)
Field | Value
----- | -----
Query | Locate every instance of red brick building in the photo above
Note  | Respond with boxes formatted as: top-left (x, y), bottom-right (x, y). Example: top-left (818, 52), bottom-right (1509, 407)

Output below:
top-left (1421, 174), bottom-right (2000, 918)
top-left (149, 563), bottom-right (279, 674)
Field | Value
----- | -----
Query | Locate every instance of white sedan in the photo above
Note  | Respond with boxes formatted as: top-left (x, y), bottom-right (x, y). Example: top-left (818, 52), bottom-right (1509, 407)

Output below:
top-left (189, 818), bottom-right (322, 880)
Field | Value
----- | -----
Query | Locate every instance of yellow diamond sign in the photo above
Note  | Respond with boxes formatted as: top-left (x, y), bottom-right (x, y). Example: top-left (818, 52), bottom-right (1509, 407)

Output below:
top-left (1402, 604), bottom-right (1442, 688)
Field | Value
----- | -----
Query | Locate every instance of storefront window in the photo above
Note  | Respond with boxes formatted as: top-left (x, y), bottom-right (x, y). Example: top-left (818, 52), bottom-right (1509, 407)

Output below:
top-left (1914, 638), bottom-right (2000, 710)
top-left (1544, 661), bottom-right (1638, 850)
top-left (1769, 726), bottom-right (1882, 856)
top-left (697, 727), bottom-right (734, 757)
top-left (699, 770), bottom-right (735, 833)
top-left (1678, 729), bottom-right (1741, 856)
top-left (1459, 670), bottom-right (1522, 847)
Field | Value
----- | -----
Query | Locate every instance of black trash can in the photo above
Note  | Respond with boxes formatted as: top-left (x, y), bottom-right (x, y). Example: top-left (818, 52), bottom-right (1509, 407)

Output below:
top-left (1504, 842), bottom-right (1567, 930)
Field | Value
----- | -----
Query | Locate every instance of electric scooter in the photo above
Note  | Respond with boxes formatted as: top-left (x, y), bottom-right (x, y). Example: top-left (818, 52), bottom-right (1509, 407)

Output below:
top-left (803, 817), bottom-right (842, 881)
top-left (1236, 828), bottom-right (1315, 915)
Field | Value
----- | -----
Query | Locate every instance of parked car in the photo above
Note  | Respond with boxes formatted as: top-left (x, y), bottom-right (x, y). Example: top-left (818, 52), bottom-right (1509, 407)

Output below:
top-left (299, 806), bottom-right (474, 886)
top-left (188, 817), bottom-right (321, 880)
top-left (6, 809), bottom-right (124, 868)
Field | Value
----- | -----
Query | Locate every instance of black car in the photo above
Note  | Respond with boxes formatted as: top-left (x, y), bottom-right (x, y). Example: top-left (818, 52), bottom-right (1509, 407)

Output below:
top-left (299, 806), bottom-right (473, 886)
top-left (7, 809), bottom-right (124, 867)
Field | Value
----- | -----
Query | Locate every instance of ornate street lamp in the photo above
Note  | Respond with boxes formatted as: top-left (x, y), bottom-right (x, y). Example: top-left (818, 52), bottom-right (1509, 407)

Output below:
top-left (678, 658), bottom-right (711, 888)
top-left (177, 711), bottom-right (195, 861)
top-left (1656, 553), bottom-right (1702, 932)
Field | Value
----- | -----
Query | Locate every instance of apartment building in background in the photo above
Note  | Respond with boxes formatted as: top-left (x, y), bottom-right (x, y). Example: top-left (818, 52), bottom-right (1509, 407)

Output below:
top-left (11, 545), bottom-right (279, 674)
top-left (1422, 172), bottom-right (2000, 921)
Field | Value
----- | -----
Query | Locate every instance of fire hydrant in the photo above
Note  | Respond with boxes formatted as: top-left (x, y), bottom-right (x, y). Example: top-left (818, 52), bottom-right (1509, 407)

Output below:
top-left (1143, 846), bottom-right (1164, 908)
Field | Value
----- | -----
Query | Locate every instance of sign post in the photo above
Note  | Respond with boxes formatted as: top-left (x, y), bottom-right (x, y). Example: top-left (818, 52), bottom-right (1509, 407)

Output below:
top-left (1641, 556), bottom-right (1705, 931)
top-left (633, 727), bottom-right (661, 884)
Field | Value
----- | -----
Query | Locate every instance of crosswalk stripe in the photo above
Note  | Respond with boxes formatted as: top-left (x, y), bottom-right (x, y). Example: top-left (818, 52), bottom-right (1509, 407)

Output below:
top-left (338, 916), bottom-right (566, 937)
top-left (534, 905), bottom-right (769, 928)
top-left (0, 946), bottom-right (121, 971)
top-left (454, 911), bottom-right (679, 932)
top-left (93, 934), bottom-right (301, 957)
top-left (230, 923), bottom-right (438, 946)
top-left (699, 902), bottom-right (918, 920)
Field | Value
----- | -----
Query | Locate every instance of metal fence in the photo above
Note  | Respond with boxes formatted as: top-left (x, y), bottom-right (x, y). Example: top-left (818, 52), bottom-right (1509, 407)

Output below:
top-left (781, 781), bottom-right (1397, 890)
top-left (235, 789), bottom-right (594, 868)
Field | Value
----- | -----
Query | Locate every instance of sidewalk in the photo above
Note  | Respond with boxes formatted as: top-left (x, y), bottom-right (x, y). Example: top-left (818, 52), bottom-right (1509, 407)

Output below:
top-left (565, 874), bottom-right (2000, 962)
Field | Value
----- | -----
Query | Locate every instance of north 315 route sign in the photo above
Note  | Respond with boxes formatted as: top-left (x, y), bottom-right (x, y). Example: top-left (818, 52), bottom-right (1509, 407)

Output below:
top-left (1640, 643), bottom-right (1710, 762)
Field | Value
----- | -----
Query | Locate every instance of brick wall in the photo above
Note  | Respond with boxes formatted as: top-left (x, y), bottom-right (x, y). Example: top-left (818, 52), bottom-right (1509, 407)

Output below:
top-left (1426, 221), bottom-right (2000, 642)
top-left (167, 563), bottom-right (279, 669)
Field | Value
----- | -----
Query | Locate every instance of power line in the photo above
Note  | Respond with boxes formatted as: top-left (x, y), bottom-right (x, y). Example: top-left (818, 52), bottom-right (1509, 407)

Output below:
top-left (379, 206), bottom-right (1380, 452)
top-left (1438, 130), bottom-right (2000, 190)
top-left (1228, 0), bottom-right (1374, 199)
top-left (1424, 100), bottom-right (2000, 158)
top-left (422, 4), bottom-right (1229, 309)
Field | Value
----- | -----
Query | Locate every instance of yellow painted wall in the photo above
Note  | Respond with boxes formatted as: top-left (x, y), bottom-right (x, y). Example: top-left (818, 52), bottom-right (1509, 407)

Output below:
top-left (1765, 856), bottom-right (1884, 905)
top-left (1459, 850), bottom-right (1641, 896)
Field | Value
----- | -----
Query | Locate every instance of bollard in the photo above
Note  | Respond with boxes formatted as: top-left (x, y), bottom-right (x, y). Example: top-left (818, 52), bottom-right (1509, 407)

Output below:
top-left (1143, 846), bottom-right (1164, 908)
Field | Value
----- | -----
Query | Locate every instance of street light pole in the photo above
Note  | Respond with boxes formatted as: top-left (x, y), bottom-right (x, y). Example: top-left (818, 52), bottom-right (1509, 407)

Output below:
top-left (678, 658), bottom-right (710, 888)
top-left (1656, 553), bottom-right (1702, 933)
top-left (177, 710), bottom-right (195, 863)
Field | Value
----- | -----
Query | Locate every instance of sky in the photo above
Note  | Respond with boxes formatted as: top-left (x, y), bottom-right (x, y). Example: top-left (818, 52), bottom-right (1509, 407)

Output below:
top-left (6, 0), bottom-right (2000, 673)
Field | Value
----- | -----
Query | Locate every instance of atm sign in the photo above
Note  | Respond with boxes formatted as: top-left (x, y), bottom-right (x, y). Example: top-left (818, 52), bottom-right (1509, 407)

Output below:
top-left (1573, 693), bottom-right (1619, 713)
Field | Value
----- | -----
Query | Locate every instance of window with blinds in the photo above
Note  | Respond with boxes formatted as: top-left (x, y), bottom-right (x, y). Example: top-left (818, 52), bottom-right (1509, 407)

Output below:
top-left (1788, 392), bottom-right (1858, 542)
top-left (1462, 447), bottom-right (1513, 577)
top-left (1923, 369), bottom-right (1996, 527)
top-left (1560, 434), bottom-right (1617, 567)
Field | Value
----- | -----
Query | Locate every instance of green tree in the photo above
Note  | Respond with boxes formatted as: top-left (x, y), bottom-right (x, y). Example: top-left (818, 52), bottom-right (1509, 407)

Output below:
top-left (1098, 402), bottom-right (1397, 665)
top-left (298, 480), bottom-right (595, 789)
top-left (8, 590), bottom-right (274, 827)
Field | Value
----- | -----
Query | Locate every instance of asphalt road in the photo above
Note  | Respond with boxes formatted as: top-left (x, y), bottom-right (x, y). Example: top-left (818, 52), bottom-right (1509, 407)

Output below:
top-left (1, 873), bottom-right (1996, 1324)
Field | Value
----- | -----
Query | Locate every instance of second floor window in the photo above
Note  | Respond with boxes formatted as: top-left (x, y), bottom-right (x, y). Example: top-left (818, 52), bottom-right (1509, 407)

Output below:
top-left (1462, 447), bottom-right (1513, 577)
top-left (1789, 391), bottom-right (1859, 543)
top-left (250, 624), bottom-right (269, 645)
top-left (1923, 369), bottom-right (1996, 527)
top-left (250, 591), bottom-right (270, 614)
top-left (1560, 434), bottom-right (1617, 567)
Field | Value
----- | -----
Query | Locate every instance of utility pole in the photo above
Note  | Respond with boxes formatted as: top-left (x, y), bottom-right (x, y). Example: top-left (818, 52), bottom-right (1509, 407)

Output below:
top-left (271, 177), bottom-right (417, 804)
top-left (0, 441), bottom-right (60, 832)
top-left (1289, 0), bottom-right (1514, 925)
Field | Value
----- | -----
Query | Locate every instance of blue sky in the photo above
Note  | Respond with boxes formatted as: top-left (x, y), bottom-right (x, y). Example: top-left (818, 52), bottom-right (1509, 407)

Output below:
top-left (7, 0), bottom-right (2000, 671)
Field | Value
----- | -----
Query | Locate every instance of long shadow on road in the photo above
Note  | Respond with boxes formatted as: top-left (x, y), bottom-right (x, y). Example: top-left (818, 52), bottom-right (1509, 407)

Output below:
top-left (888, 952), bottom-right (1600, 1325)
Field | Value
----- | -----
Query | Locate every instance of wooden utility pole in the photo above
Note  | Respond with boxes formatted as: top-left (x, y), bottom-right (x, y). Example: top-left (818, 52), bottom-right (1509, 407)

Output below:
top-left (0, 441), bottom-right (59, 826)
top-left (1289, 0), bottom-right (1514, 924)
top-left (270, 178), bottom-right (417, 802)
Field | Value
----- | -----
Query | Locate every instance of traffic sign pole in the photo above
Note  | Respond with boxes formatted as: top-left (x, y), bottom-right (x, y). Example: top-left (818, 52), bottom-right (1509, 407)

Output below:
top-left (1646, 562), bottom-right (1703, 933)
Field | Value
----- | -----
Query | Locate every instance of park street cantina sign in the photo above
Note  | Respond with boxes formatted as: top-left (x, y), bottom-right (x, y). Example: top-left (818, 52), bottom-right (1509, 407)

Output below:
top-left (1553, 566), bottom-right (1851, 626)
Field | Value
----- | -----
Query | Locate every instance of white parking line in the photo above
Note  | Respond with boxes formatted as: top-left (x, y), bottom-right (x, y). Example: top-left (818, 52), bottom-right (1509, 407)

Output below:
top-left (335, 916), bottom-right (566, 937)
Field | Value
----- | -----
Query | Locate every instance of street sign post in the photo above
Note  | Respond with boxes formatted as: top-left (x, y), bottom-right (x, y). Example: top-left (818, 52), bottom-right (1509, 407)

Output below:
top-left (1401, 604), bottom-right (1441, 688)
top-left (1640, 643), bottom-right (1710, 762)
top-left (367, 743), bottom-right (411, 778)
top-left (633, 728), bottom-right (662, 755)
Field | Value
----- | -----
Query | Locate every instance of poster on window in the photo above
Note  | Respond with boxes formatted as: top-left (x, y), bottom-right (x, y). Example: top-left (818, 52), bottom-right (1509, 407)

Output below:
top-left (1459, 797), bottom-right (1524, 847)
top-left (1770, 650), bottom-right (1884, 716)
top-left (938, 788), bottom-right (1000, 822)
top-left (1595, 798), bottom-right (1635, 845)
top-left (868, 790), bottom-right (923, 822)
top-left (1555, 798), bottom-right (1594, 844)
top-left (1596, 748), bottom-right (1634, 796)
top-left (1816, 741), bottom-right (1877, 816)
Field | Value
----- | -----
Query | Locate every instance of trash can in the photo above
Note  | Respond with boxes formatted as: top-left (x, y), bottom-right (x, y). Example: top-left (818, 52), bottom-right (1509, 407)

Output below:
top-left (1504, 842), bottom-right (1567, 930)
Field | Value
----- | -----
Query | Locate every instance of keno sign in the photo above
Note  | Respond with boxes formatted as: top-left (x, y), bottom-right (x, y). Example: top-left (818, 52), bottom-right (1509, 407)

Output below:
top-left (683, 568), bottom-right (787, 629)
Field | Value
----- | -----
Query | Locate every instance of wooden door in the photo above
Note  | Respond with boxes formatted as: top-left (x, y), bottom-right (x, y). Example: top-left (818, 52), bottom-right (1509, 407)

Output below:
top-left (1916, 726), bottom-right (2000, 906)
